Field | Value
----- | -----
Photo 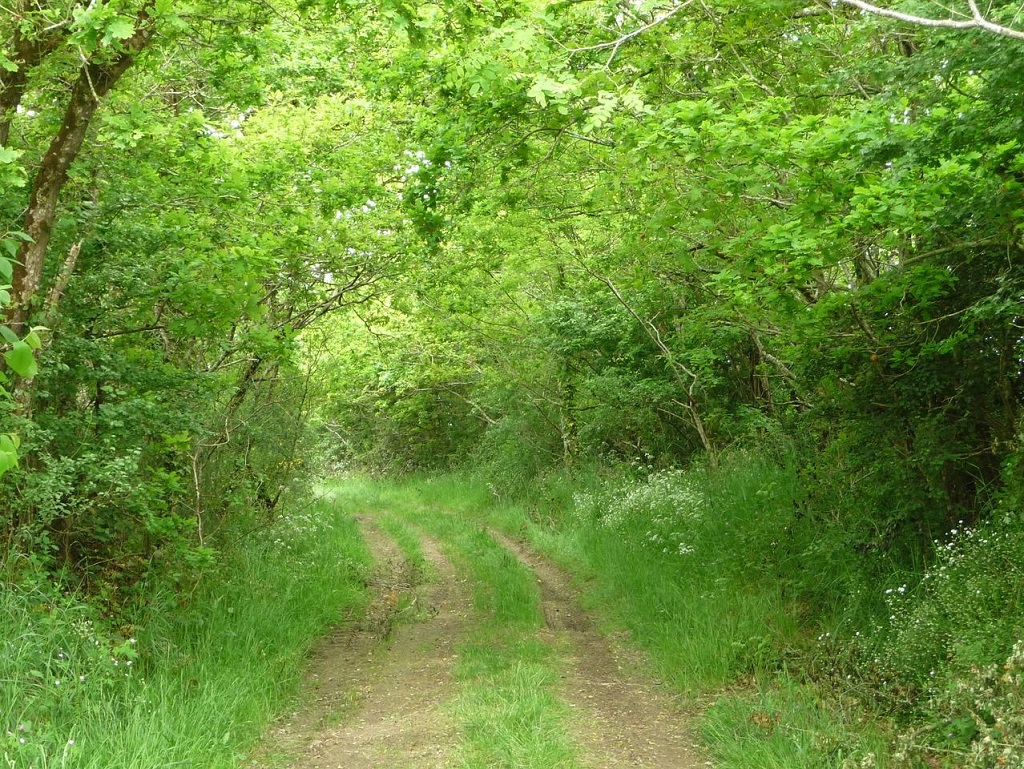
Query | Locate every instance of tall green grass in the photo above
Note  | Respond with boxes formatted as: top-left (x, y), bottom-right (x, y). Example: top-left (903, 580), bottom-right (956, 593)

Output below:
top-left (703, 676), bottom-right (892, 769)
top-left (430, 521), bottom-right (578, 769)
top-left (1, 496), bottom-right (371, 768)
top-left (395, 448), bottom-right (1024, 767)
top-left (453, 638), bottom-right (579, 769)
top-left (388, 455), bottom-right (806, 689)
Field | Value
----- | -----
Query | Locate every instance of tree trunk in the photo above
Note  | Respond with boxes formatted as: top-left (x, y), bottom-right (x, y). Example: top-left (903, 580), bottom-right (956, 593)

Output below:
top-left (8, 7), bottom-right (155, 335)
top-left (0, 2), bottom-right (68, 147)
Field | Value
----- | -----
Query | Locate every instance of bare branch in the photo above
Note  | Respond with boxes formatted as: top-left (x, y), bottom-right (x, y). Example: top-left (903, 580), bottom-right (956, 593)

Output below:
top-left (739, 193), bottom-right (792, 209)
top-left (565, 131), bottom-right (616, 147)
top-left (85, 323), bottom-right (167, 340)
top-left (566, 0), bottom-right (696, 59)
top-left (603, 276), bottom-right (715, 456)
top-left (839, 0), bottom-right (1024, 41)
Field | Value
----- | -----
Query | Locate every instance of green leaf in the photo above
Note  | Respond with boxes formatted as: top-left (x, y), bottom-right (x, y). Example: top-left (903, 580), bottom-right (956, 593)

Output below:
top-left (0, 255), bottom-right (11, 281)
top-left (5, 341), bottom-right (37, 378)
top-left (527, 80), bottom-right (548, 107)
top-left (23, 330), bottom-right (42, 350)
top-left (102, 17), bottom-right (137, 46)
top-left (0, 325), bottom-right (18, 346)
top-left (0, 433), bottom-right (19, 477)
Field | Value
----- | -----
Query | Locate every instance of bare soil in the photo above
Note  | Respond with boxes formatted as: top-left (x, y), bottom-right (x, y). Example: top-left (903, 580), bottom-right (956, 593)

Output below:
top-left (253, 517), bottom-right (474, 769)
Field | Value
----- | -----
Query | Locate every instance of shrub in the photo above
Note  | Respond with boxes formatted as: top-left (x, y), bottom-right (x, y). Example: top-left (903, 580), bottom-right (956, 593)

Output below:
top-left (865, 508), bottom-right (1024, 761)
top-left (892, 640), bottom-right (1024, 767)
top-left (876, 510), bottom-right (1024, 688)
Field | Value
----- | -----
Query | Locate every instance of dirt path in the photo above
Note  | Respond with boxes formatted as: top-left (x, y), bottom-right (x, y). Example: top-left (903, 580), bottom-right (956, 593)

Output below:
top-left (490, 531), bottom-right (705, 769)
top-left (255, 517), bottom-right (475, 769)
top-left (254, 515), bottom-right (705, 769)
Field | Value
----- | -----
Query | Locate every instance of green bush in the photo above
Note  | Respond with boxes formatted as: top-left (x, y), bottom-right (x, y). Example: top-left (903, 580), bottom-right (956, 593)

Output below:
top-left (860, 507), bottom-right (1024, 762)
top-left (569, 451), bottom-right (803, 588)
top-left (893, 640), bottom-right (1024, 768)
top-left (876, 511), bottom-right (1024, 686)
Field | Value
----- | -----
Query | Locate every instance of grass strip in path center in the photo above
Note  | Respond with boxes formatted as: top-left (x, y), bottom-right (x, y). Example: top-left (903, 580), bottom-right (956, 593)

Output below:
top-left (491, 530), bottom-right (706, 768)
top-left (384, 500), bottom-right (584, 769)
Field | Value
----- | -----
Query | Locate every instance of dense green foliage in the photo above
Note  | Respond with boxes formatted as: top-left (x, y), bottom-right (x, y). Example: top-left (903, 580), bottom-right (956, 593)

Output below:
top-left (1, 0), bottom-right (423, 587)
top-left (3, 0), bottom-right (1024, 765)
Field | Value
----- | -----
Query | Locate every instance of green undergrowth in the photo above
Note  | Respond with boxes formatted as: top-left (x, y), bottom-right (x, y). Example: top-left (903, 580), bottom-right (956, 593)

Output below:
top-left (328, 480), bottom-right (581, 768)
top-left (479, 450), bottom-right (1020, 767)
top-left (703, 677), bottom-right (891, 769)
top-left (2, 496), bottom-right (372, 769)
top-left (452, 637), bottom-right (579, 769)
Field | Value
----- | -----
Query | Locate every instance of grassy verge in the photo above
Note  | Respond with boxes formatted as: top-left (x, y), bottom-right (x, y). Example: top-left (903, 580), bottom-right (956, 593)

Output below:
top-left (423, 521), bottom-right (580, 769)
top-left (1, 495), bottom-right (371, 769)
top-left (703, 677), bottom-right (891, 769)
top-left (452, 637), bottom-right (578, 769)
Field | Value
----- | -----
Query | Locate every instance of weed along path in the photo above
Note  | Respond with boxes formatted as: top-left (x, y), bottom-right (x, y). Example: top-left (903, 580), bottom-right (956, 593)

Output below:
top-left (255, 509), bottom-right (706, 769)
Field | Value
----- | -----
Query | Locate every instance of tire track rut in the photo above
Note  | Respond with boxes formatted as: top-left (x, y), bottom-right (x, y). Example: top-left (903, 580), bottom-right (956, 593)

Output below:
top-left (253, 514), bottom-right (705, 769)
top-left (256, 516), bottom-right (474, 769)
top-left (490, 530), bottom-right (705, 769)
